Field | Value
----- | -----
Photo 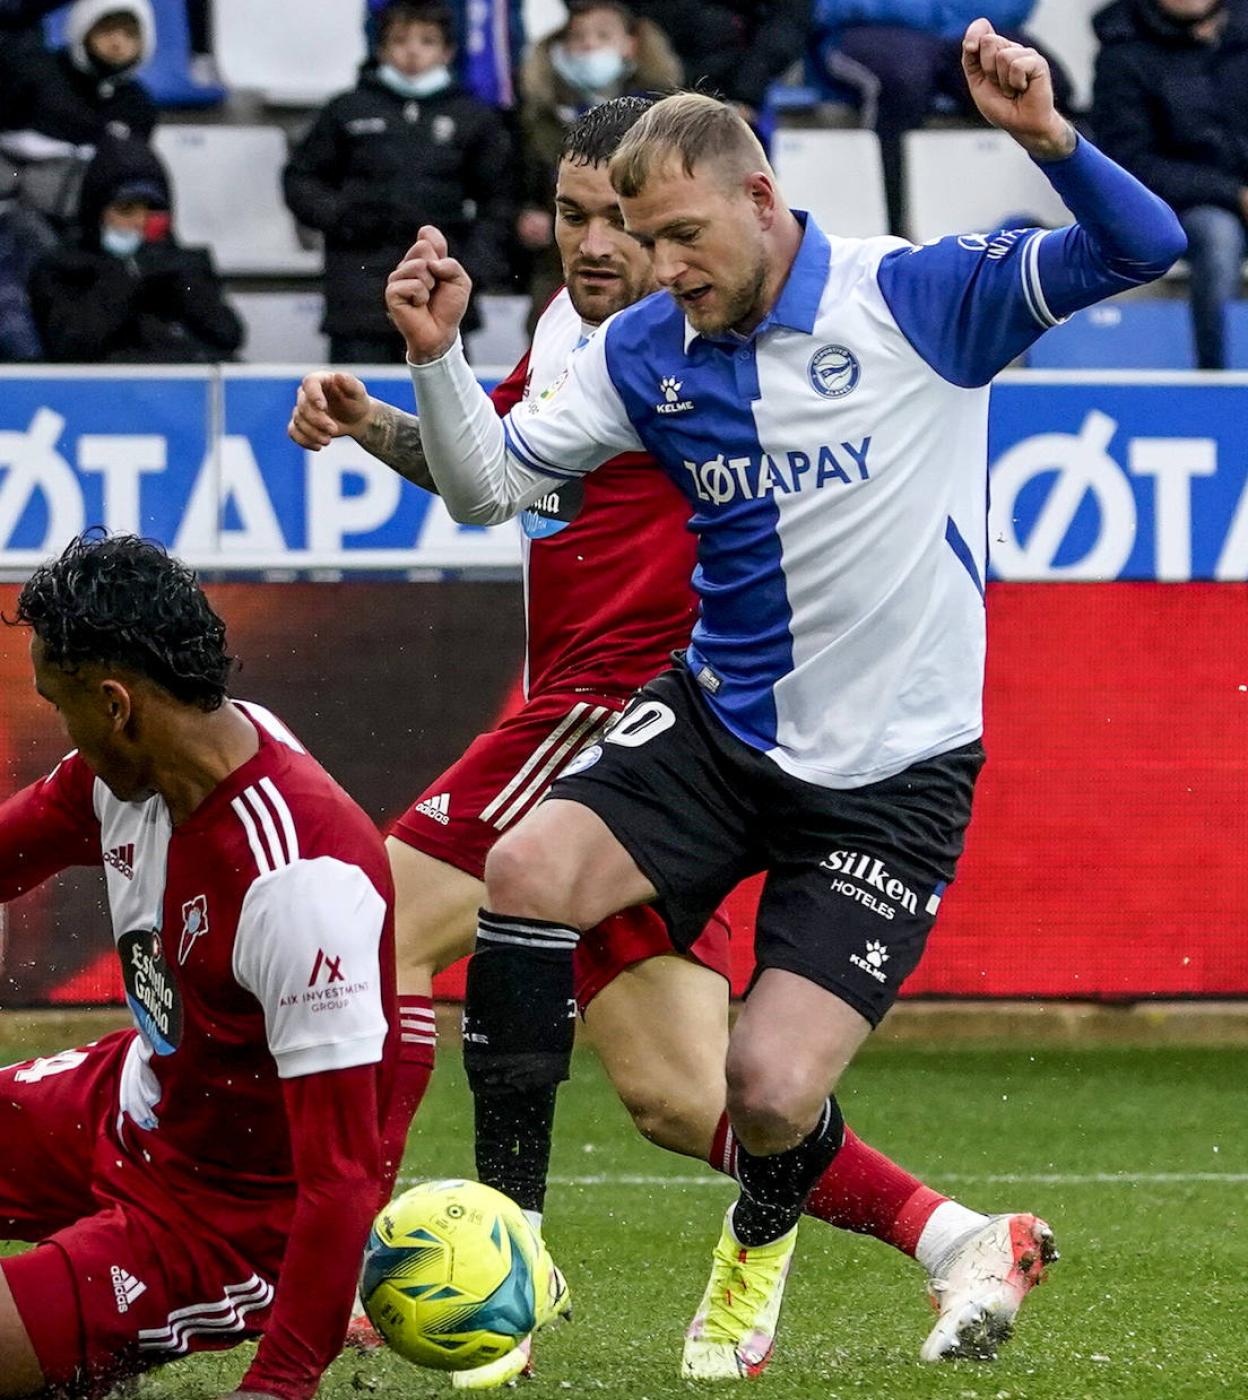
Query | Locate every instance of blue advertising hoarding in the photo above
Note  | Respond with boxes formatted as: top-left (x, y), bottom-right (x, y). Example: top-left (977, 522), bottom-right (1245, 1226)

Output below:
top-left (0, 367), bottom-right (1245, 578)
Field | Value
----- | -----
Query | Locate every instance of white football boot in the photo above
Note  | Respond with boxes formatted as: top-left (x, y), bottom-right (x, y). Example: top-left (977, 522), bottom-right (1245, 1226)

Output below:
top-left (920, 1212), bottom-right (1058, 1362)
top-left (681, 1209), bottom-right (797, 1380)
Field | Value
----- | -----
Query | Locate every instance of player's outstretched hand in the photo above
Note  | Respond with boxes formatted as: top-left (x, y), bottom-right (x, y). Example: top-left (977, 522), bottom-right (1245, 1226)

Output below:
top-left (386, 225), bottom-right (472, 365)
top-left (287, 371), bottom-right (372, 450)
top-left (961, 18), bottom-right (1075, 161)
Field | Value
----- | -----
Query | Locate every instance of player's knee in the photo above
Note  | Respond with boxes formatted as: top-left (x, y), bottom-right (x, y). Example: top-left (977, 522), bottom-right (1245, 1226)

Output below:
top-left (725, 1051), bottom-right (822, 1157)
top-left (484, 832), bottom-right (582, 925)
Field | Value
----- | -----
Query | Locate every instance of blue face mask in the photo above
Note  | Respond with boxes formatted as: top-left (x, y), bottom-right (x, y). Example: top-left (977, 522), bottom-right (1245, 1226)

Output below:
top-left (551, 44), bottom-right (628, 94)
top-left (377, 63), bottom-right (453, 99)
top-left (101, 225), bottom-right (142, 258)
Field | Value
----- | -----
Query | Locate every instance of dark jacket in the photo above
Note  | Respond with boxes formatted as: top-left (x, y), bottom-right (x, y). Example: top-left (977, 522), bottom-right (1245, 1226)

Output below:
top-left (283, 68), bottom-right (515, 339)
top-left (1092, 0), bottom-right (1248, 215)
top-left (29, 138), bottom-right (243, 363)
top-left (0, 46), bottom-right (156, 149)
top-left (629, 0), bottom-right (812, 109)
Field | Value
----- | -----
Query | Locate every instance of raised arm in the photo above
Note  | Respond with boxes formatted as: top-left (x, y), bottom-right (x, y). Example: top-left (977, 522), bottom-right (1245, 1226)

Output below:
top-left (876, 20), bottom-right (1185, 388)
top-left (387, 227), bottom-right (641, 524)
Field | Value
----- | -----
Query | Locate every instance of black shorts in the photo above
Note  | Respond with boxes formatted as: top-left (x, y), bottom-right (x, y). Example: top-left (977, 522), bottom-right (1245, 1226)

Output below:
top-left (548, 664), bottom-right (984, 1027)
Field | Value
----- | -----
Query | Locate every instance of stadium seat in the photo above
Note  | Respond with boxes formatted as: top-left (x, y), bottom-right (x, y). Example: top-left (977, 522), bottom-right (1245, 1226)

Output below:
top-left (771, 129), bottom-right (888, 241)
top-left (903, 129), bottom-right (1073, 243)
top-left (1026, 0), bottom-right (1101, 114)
top-left (211, 0), bottom-right (367, 107)
top-left (1025, 298), bottom-right (1248, 371)
top-left (44, 0), bottom-right (224, 108)
top-left (231, 291), bottom-right (327, 364)
top-left (153, 125), bottom-right (322, 276)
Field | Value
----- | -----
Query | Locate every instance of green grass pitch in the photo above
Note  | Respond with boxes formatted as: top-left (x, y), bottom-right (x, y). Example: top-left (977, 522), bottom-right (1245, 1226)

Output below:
top-left (3, 1013), bottom-right (1247, 1398)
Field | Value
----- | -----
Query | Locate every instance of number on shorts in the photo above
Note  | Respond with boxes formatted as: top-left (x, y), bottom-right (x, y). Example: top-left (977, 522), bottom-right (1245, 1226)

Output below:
top-left (605, 699), bottom-right (676, 748)
top-left (14, 1049), bottom-right (89, 1083)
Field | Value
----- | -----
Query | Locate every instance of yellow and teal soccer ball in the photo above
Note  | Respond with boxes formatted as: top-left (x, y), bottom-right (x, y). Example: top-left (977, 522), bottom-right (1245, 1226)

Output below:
top-left (360, 1179), bottom-right (547, 1372)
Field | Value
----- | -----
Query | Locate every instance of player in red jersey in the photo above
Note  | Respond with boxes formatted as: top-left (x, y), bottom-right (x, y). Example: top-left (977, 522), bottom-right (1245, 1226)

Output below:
top-left (0, 533), bottom-right (400, 1400)
top-left (290, 97), bottom-right (1051, 1384)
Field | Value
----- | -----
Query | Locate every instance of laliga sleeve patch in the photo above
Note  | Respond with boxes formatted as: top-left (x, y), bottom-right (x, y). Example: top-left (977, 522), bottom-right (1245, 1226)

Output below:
top-left (119, 928), bottom-right (183, 1055)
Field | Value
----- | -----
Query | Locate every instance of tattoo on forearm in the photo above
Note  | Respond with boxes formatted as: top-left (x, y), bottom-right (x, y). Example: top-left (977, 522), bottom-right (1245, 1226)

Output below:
top-left (359, 403), bottom-right (438, 493)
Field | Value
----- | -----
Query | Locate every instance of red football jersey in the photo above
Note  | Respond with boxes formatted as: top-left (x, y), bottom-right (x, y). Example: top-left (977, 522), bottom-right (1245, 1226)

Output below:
top-left (0, 702), bottom-right (396, 1392)
top-left (490, 289), bottom-right (698, 701)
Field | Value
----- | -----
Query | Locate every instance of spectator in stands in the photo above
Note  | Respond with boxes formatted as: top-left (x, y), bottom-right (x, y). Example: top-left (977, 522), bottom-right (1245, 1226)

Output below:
top-left (368, 0), bottom-right (526, 106)
top-left (517, 0), bottom-right (681, 307)
top-left (0, 0), bottom-right (157, 228)
top-left (284, 0), bottom-right (514, 363)
top-left (29, 137), bottom-right (243, 363)
top-left (626, 0), bottom-right (810, 118)
top-left (1093, 0), bottom-right (1247, 370)
top-left (0, 166), bottom-right (49, 361)
top-left (812, 1), bottom-right (1073, 232)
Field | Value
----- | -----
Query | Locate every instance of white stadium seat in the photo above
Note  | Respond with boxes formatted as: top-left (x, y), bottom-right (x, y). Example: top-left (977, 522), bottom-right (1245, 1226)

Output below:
top-left (1026, 0), bottom-right (1102, 114)
top-left (903, 129), bottom-right (1074, 244)
top-left (154, 125), bottom-right (322, 277)
top-left (231, 291), bottom-right (327, 364)
top-left (771, 130), bottom-right (889, 241)
top-left (211, 0), bottom-right (367, 107)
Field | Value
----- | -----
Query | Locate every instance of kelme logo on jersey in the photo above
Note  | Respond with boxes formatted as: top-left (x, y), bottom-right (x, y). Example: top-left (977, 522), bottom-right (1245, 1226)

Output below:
top-left (681, 439), bottom-right (871, 505)
top-left (520, 479), bottom-right (585, 539)
top-left (655, 375), bottom-right (694, 415)
top-left (808, 344), bottom-right (861, 399)
top-left (119, 928), bottom-right (183, 1055)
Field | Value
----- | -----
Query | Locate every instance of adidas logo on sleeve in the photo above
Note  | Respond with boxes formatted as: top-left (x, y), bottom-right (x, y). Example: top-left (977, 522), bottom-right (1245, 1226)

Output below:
top-left (104, 843), bottom-right (135, 879)
top-left (413, 793), bottom-right (451, 826)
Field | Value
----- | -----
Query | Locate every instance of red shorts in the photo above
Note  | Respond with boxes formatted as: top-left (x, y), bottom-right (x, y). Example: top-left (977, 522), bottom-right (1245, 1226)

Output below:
top-left (0, 1032), bottom-right (275, 1393)
top-left (390, 689), bottom-right (731, 1004)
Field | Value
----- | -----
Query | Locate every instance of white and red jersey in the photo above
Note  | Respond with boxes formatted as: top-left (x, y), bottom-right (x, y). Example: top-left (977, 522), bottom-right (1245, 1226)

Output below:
top-left (0, 702), bottom-right (396, 1397)
top-left (489, 288), bottom-right (698, 701)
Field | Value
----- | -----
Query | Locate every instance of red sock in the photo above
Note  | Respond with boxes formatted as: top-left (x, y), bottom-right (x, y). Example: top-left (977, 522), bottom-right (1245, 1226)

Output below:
top-left (707, 1115), bottom-right (945, 1258)
top-left (381, 996), bottom-right (437, 1189)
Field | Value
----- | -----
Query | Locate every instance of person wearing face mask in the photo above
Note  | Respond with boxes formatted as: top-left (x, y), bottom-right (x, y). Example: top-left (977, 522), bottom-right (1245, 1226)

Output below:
top-left (517, 0), bottom-right (680, 322)
top-left (1093, 0), bottom-right (1248, 369)
top-left (28, 136), bottom-right (243, 363)
top-left (283, 0), bottom-right (515, 363)
top-left (0, 0), bottom-right (157, 227)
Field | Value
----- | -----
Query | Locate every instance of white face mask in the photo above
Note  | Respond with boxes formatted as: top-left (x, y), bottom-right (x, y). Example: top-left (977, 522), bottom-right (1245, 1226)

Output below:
top-left (551, 43), bottom-right (628, 93)
top-left (101, 224), bottom-right (142, 258)
top-left (377, 62), bottom-right (453, 99)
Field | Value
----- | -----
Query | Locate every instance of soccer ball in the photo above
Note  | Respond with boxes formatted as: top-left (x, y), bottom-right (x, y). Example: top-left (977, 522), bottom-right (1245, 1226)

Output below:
top-left (359, 1179), bottom-right (548, 1372)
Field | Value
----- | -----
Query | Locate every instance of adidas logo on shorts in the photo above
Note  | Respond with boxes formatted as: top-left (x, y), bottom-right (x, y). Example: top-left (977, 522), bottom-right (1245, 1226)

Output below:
top-left (414, 792), bottom-right (451, 826)
top-left (111, 1264), bottom-right (147, 1313)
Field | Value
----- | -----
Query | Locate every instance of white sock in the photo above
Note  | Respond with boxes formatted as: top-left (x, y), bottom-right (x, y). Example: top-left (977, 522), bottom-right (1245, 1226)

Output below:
top-left (914, 1201), bottom-right (989, 1274)
top-left (524, 1208), bottom-right (544, 1238)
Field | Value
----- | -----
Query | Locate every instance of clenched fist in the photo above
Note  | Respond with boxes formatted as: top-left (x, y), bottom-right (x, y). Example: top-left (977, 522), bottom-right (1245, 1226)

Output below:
top-left (962, 18), bottom-right (1075, 161)
top-left (385, 225), bottom-right (473, 364)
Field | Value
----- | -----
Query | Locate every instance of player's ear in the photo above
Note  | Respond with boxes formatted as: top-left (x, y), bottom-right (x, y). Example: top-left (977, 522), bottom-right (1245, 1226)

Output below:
top-left (746, 171), bottom-right (778, 228)
top-left (100, 678), bottom-right (133, 732)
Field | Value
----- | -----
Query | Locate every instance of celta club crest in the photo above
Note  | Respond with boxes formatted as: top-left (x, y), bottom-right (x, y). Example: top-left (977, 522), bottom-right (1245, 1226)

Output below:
top-left (808, 344), bottom-right (862, 399)
top-left (178, 895), bottom-right (209, 965)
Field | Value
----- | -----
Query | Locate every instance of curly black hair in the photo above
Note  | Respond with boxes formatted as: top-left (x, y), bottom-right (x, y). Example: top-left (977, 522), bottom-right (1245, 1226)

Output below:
top-left (560, 94), bottom-right (657, 169)
top-left (10, 531), bottom-right (234, 711)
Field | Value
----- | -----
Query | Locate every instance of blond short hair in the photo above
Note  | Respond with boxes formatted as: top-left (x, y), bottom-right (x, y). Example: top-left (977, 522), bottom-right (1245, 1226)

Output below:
top-left (609, 92), bottom-right (771, 198)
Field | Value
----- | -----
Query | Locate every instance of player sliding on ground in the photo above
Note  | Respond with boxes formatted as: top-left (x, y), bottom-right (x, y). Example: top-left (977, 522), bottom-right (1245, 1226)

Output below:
top-left (385, 22), bottom-right (1186, 1380)
top-left (0, 533), bottom-right (407, 1400)
top-left (293, 90), bottom-right (1066, 1382)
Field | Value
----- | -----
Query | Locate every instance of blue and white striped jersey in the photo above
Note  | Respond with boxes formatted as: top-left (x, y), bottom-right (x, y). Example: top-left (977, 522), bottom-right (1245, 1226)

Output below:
top-left (414, 137), bottom-right (1184, 789)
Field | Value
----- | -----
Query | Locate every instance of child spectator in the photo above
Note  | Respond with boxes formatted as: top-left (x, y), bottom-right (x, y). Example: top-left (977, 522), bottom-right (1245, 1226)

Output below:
top-left (1094, 0), bottom-right (1247, 370)
top-left (811, 1), bottom-right (1072, 232)
top-left (29, 136), bottom-right (243, 363)
top-left (284, 0), bottom-right (514, 363)
top-left (518, 0), bottom-right (681, 256)
top-left (0, 0), bottom-right (157, 227)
